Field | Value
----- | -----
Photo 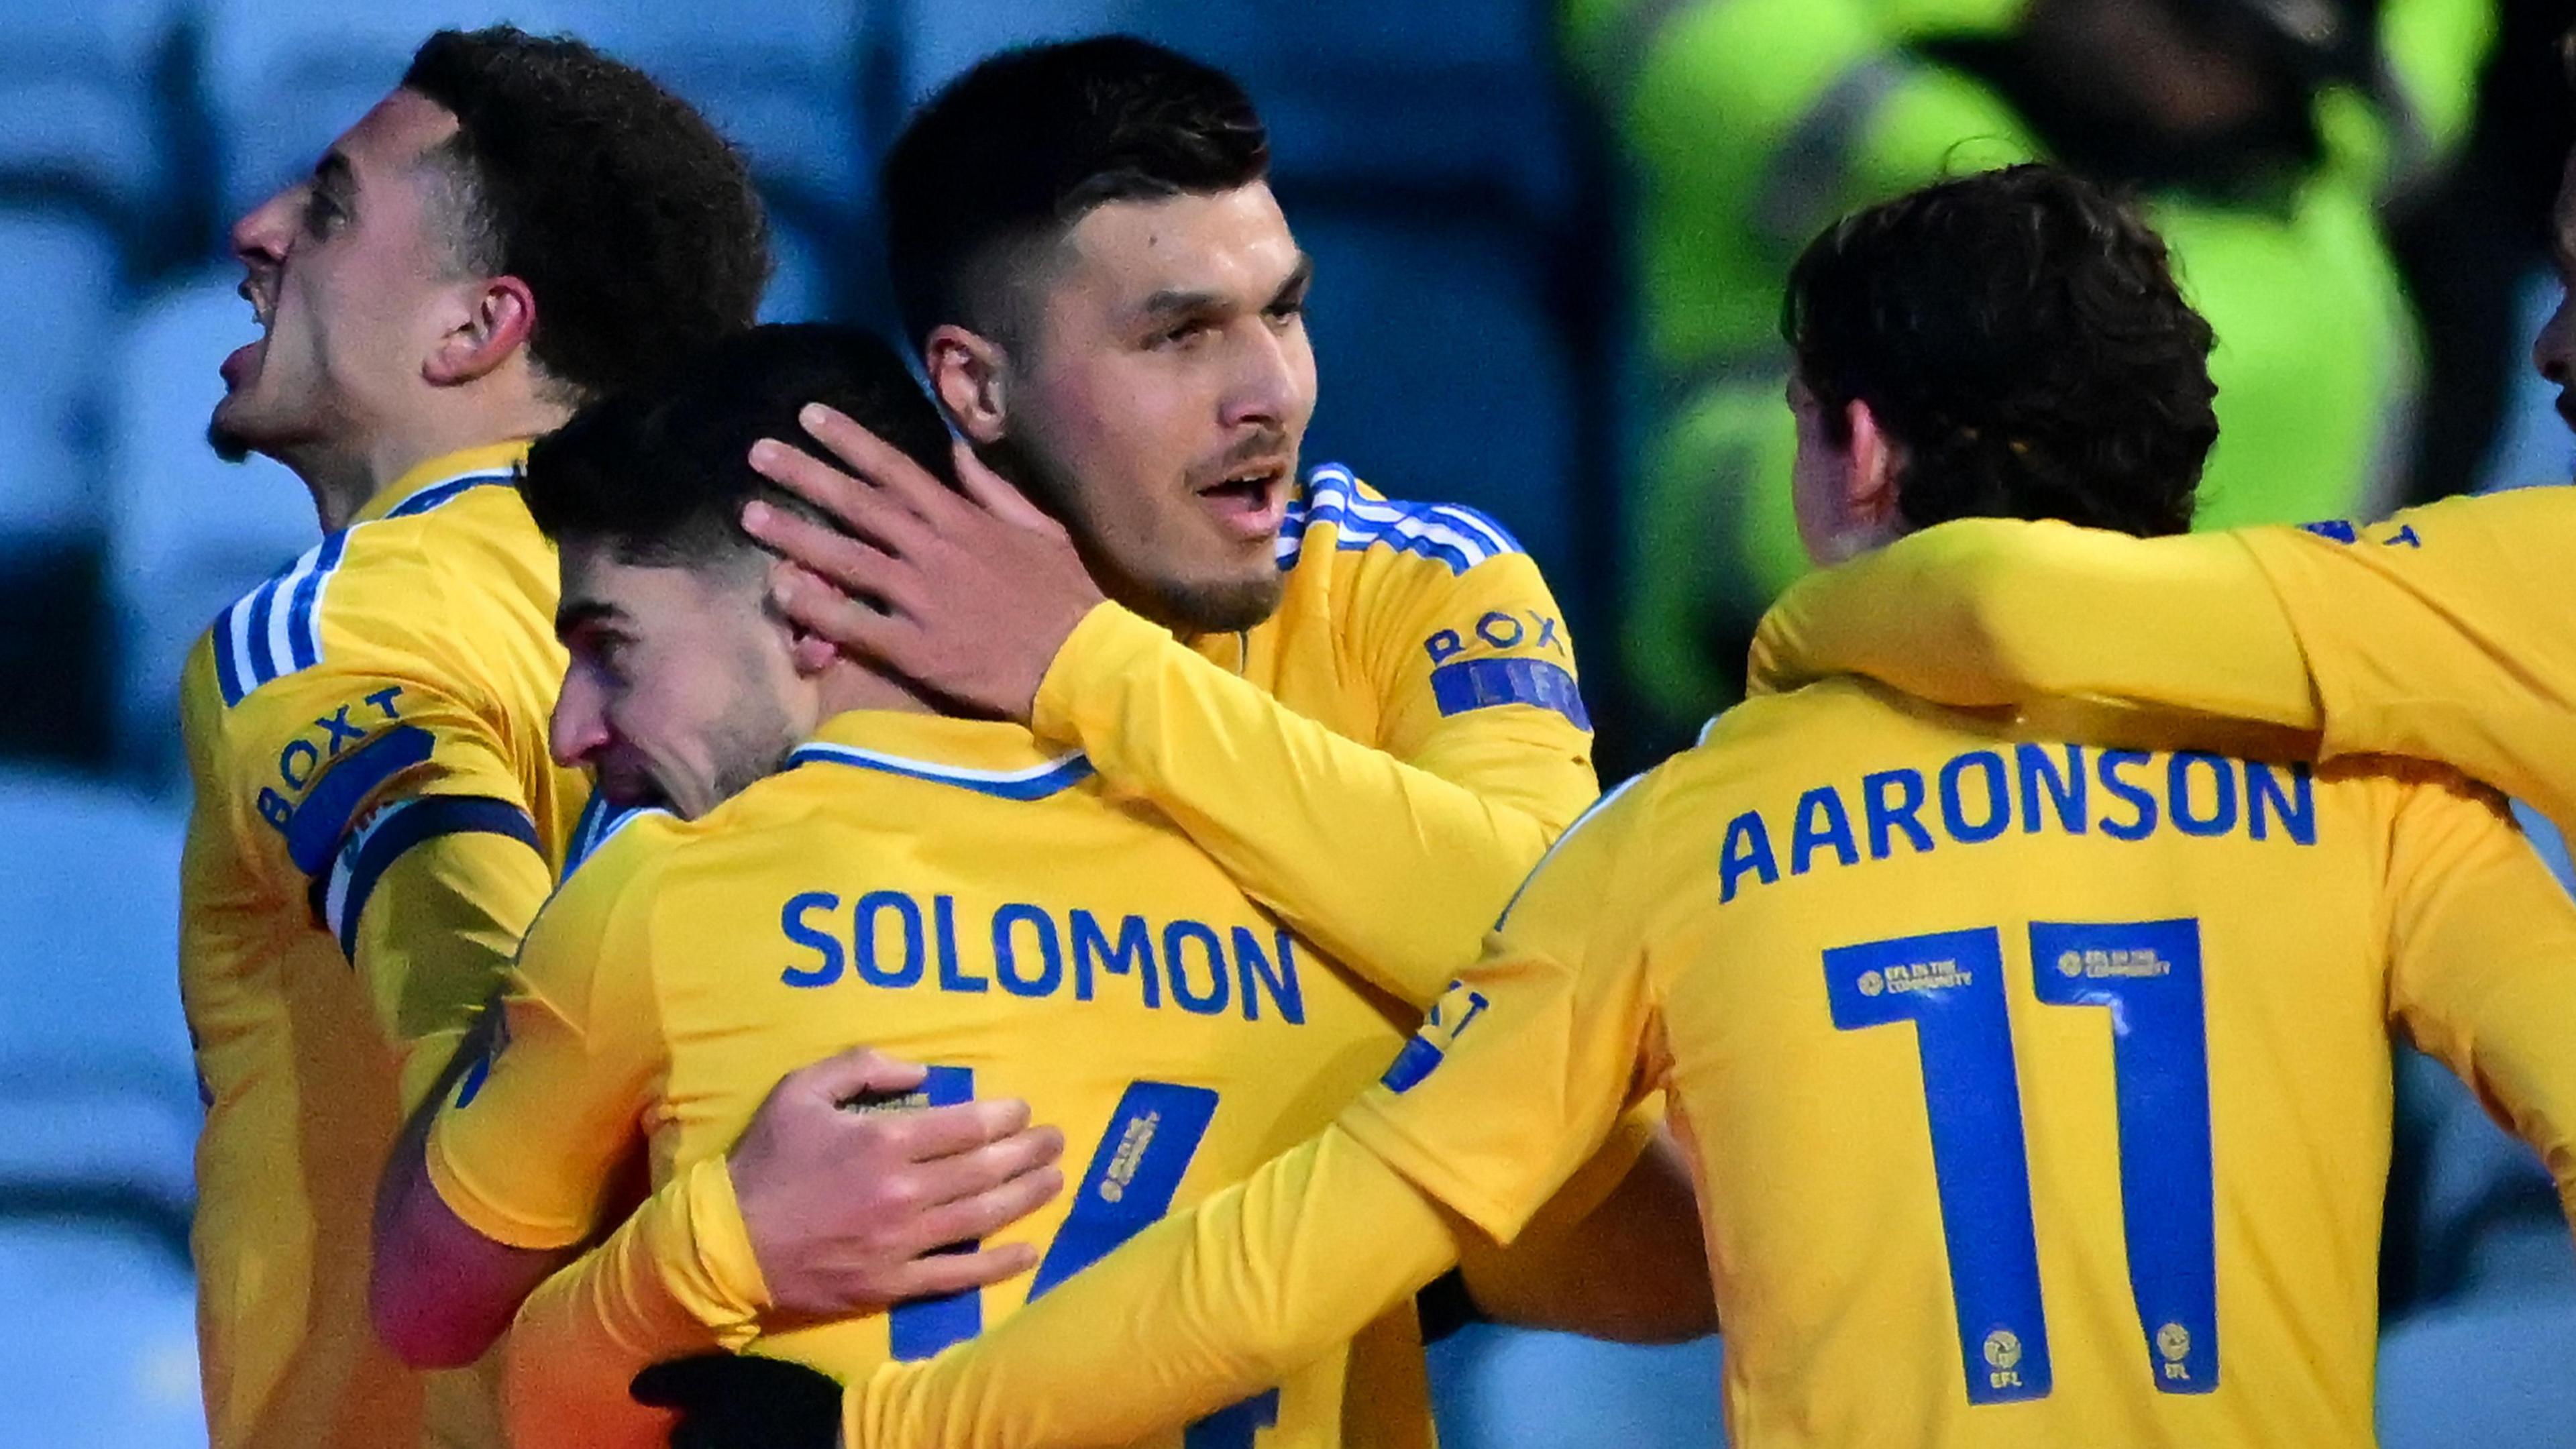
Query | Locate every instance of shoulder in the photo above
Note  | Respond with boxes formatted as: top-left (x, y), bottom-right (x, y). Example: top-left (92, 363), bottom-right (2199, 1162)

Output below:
top-left (1277, 464), bottom-right (1528, 581)
top-left (526, 806), bottom-right (690, 961)
top-left (197, 480), bottom-right (552, 715)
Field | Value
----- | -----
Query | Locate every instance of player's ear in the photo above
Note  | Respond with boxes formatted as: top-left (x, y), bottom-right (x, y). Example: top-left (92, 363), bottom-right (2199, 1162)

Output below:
top-left (766, 559), bottom-right (840, 675)
top-left (424, 274), bottom-right (537, 388)
top-left (925, 323), bottom-right (1010, 446)
top-left (1843, 399), bottom-right (1904, 529)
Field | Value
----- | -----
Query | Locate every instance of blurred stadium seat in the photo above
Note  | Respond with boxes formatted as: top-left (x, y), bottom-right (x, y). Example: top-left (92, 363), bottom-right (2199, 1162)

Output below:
top-left (2378, 1296), bottom-right (2576, 1449)
top-left (0, 0), bottom-right (182, 219)
top-left (0, 209), bottom-right (116, 546)
top-left (106, 270), bottom-right (313, 782)
top-left (1430, 1324), bottom-right (1724, 1448)
top-left (1295, 213), bottom-right (1580, 588)
top-left (0, 1214), bottom-right (203, 1448)
top-left (0, 768), bottom-right (194, 1242)
top-left (202, 0), bottom-right (866, 221)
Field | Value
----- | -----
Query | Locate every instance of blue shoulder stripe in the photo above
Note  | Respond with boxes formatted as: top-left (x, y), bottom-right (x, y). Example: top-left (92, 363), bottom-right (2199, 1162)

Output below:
top-left (282, 724), bottom-right (436, 875)
top-left (211, 472), bottom-right (513, 708)
top-left (1275, 464), bottom-right (1523, 576)
top-left (311, 796), bottom-right (541, 961)
top-left (560, 791), bottom-right (669, 883)
top-left (786, 741), bottom-right (1095, 802)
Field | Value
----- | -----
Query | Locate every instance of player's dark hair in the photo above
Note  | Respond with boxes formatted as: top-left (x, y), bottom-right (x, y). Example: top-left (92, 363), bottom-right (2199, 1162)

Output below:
top-left (882, 35), bottom-right (1270, 350)
top-left (521, 323), bottom-right (957, 568)
top-left (1782, 164), bottom-right (2216, 538)
top-left (402, 25), bottom-right (770, 402)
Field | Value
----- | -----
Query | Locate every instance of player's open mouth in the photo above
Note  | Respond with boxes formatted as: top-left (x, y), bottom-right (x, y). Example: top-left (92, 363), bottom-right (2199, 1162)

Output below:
top-left (219, 277), bottom-right (277, 390)
top-left (1194, 464), bottom-right (1291, 541)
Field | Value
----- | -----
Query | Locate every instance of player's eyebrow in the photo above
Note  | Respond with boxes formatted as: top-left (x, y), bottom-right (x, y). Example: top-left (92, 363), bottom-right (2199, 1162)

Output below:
top-left (553, 598), bottom-right (620, 642)
top-left (310, 150), bottom-right (356, 196)
top-left (1135, 253), bottom-right (1316, 324)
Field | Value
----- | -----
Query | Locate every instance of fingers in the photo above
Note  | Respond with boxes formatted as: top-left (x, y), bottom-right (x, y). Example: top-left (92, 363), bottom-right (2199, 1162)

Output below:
top-left (747, 436), bottom-right (873, 523)
top-left (771, 569), bottom-right (918, 661)
top-left (949, 438), bottom-right (1059, 531)
top-left (888, 1240), bottom-right (1044, 1301)
top-left (908, 1124), bottom-right (1066, 1208)
top-left (908, 1157), bottom-right (1067, 1250)
top-left (741, 484), bottom-right (924, 575)
top-left (798, 403), bottom-right (953, 520)
top-left (893, 1095), bottom-right (1037, 1160)
top-left (775, 1045), bottom-right (926, 1106)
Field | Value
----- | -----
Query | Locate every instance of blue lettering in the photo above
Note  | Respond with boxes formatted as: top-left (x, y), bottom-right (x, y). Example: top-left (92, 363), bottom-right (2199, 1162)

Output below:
top-left (1232, 927), bottom-right (1305, 1024)
top-left (2017, 743), bottom-right (2086, 835)
top-left (1864, 769), bottom-right (1935, 859)
top-left (278, 739), bottom-right (321, 791)
top-left (1424, 629), bottom-right (1466, 665)
top-left (1164, 922), bottom-right (1230, 1016)
top-left (934, 894), bottom-right (985, 993)
top-left (256, 787), bottom-right (293, 833)
top-left (1072, 910), bottom-right (1158, 1007)
top-left (1790, 786), bottom-right (1859, 874)
top-left (1939, 751), bottom-right (2010, 845)
top-left (364, 685), bottom-right (405, 721)
top-left (2247, 761), bottom-right (2316, 845)
top-left (855, 890), bottom-right (926, 988)
top-left (315, 706), bottom-right (366, 755)
top-left (993, 904), bottom-right (1063, 998)
top-left (780, 892), bottom-right (844, 987)
top-left (2385, 524), bottom-right (2422, 548)
top-left (1474, 611), bottom-right (1524, 649)
top-left (1719, 810), bottom-right (1780, 903)
top-left (2098, 751), bottom-right (2159, 841)
top-left (1534, 613), bottom-right (1562, 653)
top-left (2169, 753), bottom-right (2238, 838)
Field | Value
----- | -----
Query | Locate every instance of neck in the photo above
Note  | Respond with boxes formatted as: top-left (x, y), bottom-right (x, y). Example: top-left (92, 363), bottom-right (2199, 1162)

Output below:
top-left (811, 657), bottom-right (945, 721)
top-left (290, 388), bottom-right (574, 532)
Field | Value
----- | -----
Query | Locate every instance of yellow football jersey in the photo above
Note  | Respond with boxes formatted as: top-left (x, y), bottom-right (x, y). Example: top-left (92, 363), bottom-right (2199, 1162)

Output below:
top-left (427, 708), bottom-right (1434, 1449)
top-left (1033, 464), bottom-right (1599, 1004)
top-left (1748, 486), bottom-right (2576, 830)
top-left (1338, 678), bottom-right (2576, 1448)
top-left (179, 442), bottom-right (587, 1449)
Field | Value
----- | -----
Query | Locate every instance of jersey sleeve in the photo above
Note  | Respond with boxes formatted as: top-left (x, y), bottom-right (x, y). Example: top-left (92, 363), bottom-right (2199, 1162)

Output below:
top-left (1747, 518), bottom-right (2319, 738)
top-left (185, 638), bottom-right (553, 1102)
top-left (1028, 549), bottom-right (1597, 1010)
top-left (2235, 489), bottom-right (2576, 833)
top-left (500, 1155), bottom-right (769, 1449)
top-left (845, 1125), bottom-right (1462, 1449)
top-left (2383, 769), bottom-right (2576, 1224)
top-left (424, 833), bottom-right (665, 1251)
top-left (1336, 774), bottom-right (1666, 1239)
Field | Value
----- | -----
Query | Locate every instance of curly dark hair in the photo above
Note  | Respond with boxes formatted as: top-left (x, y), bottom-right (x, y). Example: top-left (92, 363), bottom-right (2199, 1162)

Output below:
top-left (1781, 164), bottom-right (2217, 538)
top-left (521, 323), bottom-right (955, 568)
top-left (882, 35), bottom-right (1269, 350)
top-left (402, 26), bottom-right (770, 402)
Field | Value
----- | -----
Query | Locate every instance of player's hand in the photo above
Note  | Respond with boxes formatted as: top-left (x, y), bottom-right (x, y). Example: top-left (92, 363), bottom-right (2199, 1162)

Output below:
top-left (743, 405), bottom-right (1106, 724)
top-left (728, 1046), bottom-right (1065, 1324)
top-left (632, 1353), bottom-right (839, 1449)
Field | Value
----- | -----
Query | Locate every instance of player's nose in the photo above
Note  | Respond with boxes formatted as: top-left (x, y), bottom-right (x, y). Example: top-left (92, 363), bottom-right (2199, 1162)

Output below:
top-left (549, 674), bottom-right (610, 769)
top-left (2535, 297), bottom-right (2574, 389)
top-left (229, 186), bottom-right (299, 272)
top-left (1219, 323), bottom-right (1299, 433)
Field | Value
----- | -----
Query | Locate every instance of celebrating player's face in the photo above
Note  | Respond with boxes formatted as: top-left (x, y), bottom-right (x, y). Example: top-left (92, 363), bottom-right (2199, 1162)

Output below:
top-left (2533, 148), bottom-right (2576, 440)
top-left (210, 89), bottom-right (474, 470)
top-left (996, 184), bottom-right (1317, 634)
top-left (548, 543), bottom-right (806, 820)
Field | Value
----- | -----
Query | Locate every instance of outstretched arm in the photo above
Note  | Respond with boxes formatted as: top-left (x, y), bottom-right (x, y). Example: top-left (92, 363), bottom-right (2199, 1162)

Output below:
top-left (1749, 518), bottom-right (2317, 735)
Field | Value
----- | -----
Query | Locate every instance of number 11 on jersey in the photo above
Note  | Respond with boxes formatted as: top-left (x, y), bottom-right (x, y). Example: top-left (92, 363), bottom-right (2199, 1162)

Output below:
top-left (1826, 919), bottom-right (2218, 1407)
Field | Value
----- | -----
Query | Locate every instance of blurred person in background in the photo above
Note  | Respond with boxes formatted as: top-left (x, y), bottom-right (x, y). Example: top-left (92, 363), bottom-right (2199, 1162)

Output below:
top-left (1569, 0), bottom-right (2496, 751)
top-left (178, 26), bottom-right (791, 1449)
top-left (655, 161), bottom-right (2576, 1449)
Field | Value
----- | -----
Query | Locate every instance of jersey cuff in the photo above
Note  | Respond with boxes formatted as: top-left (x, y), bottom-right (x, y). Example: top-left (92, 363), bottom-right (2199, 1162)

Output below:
top-left (1030, 601), bottom-right (1163, 747)
top-left (309, 794), bottom-right (541, 961)
top-left (425, 1116), bottom-right (592, 1253)
top-left (1339, 1097), bottom-right (1532, 1246)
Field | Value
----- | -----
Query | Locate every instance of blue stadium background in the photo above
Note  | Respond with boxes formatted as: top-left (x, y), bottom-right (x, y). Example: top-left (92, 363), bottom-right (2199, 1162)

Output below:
top-left (1, 0), bottom-right (2574, 1443)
